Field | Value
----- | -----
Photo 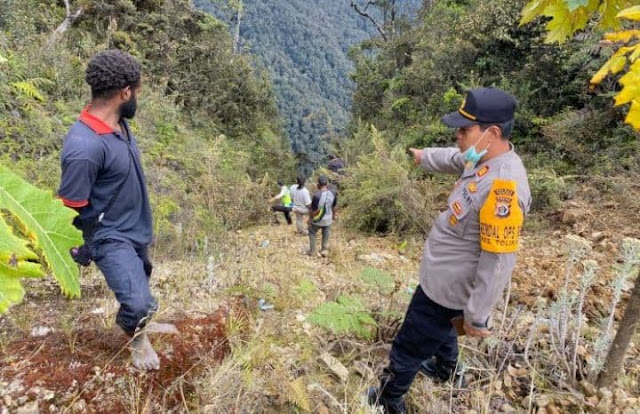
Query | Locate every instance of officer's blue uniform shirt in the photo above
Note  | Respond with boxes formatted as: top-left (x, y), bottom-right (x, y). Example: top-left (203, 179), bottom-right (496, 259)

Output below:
top-left (58, 107), bottom-right (153, 248)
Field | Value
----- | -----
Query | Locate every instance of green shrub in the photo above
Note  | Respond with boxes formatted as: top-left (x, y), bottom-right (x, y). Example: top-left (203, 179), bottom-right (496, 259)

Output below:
top-left (341, 125), bottom-right (446, 235)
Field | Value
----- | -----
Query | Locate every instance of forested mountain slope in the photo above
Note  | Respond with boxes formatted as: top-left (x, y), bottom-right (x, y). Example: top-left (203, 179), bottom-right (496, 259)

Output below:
top-left (195, 0), bottom-right (421, 174)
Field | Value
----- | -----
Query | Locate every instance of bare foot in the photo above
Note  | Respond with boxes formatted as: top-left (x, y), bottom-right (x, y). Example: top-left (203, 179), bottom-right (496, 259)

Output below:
top-left (131, 332), bottom-right (160, 370)
top-left (145, 322), bottom-right (179, 335)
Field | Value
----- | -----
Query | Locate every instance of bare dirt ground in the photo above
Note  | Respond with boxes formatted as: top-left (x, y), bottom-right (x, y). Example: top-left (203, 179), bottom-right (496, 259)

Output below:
top-left (1, 179), bottom-right (639, 413)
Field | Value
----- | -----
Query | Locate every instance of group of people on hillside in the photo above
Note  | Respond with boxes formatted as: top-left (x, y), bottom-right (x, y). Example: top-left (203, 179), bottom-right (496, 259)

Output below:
top-left (57, 50), bottom-right (530, 414)
top-left (269, 175), bottom-right (337, 257)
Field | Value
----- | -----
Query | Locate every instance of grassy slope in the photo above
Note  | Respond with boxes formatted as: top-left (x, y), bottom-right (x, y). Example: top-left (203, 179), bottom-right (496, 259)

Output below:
top-left (1, 180), bottom-right (640, 412)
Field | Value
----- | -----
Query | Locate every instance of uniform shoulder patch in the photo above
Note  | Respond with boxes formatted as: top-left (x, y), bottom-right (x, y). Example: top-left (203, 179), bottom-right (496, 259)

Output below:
top-left (476, 166), bottom-right (489, 177)
top-left (479, 179), bottom-right (523, 253)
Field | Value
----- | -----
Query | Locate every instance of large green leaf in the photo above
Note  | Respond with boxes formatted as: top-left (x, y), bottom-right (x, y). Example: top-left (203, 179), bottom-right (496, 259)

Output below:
top-left (0, 165), bottom-right (83, 303)
top-left (0, 216), bottom-right (45, 312)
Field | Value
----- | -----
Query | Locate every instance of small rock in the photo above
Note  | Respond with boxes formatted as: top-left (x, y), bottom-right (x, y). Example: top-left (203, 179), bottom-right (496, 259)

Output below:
top-left (598, 387), bottom-right (613, 401)
top-left (500, 403), bottom-right (516, 412)
top-left (319, 352), bottom-right (349, 382)
top-left (591, 231), bottom-right (606, 242)
top-left (521, 395), bottom-right (534, 409)
top-left (3, 395), bottom-right (12, 407)
top-left (30, 326), bottom-right (53, 337)
top-left (48, 404), bottom-right (57, 413)
top-left (580, 379), bottom-right (597, 397)
top-left (257, 298), bottom-right (274, 311)
top-left (43, 390), bottom-right (55, 401)
top-left (586, 396), bottom-right (600, 406)
top-left (536, 408), bottom-right (548, 414)
top-left (561, 209), bottom-right (579, 225)
top-left (72, 399), bottom-right (86, 412)
top-left (547, 405), bottom-right (561, 414)
top-left (317, 405), bottom-right (330, 414)
top-left (17, 396), bottom-right (28, 405)
top-left (16, 401), bottom-right (39, 414)
top-left (353, 360), bottom-right (374, 379)
top-left (596, 399), bottom-right (613, 414)
top-left (614, 389), bottom-right (628, 404)
top-left (259, 239), bottom-right (269, 248)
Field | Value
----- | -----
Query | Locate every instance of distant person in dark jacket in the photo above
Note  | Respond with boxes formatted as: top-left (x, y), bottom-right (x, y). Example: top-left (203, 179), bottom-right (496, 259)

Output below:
top-left (328, 155), bottom-right (345, 174)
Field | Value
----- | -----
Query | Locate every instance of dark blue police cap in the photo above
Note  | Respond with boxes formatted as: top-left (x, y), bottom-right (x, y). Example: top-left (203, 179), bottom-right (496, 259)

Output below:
top-left (441, 87), bottom-right (517, 128)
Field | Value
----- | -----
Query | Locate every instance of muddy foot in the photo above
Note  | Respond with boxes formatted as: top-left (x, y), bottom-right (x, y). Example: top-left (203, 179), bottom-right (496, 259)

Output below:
top-left (131, 332), bottom-right (160, 370)
top-left (145, 322), bottom-right (179, 335)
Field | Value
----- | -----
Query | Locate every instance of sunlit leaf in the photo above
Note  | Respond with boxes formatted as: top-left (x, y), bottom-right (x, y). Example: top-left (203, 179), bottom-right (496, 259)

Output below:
top-left (617, 5), bottom-right (640, 21)
top-left (625, 99), bottom-right (640, 130)
top-left (0, 165), bottom-right (83, 307)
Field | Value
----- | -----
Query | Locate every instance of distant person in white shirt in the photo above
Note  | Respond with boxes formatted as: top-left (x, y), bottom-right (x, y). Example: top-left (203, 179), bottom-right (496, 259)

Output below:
top-left (290, 176), bottom-right (312, 235)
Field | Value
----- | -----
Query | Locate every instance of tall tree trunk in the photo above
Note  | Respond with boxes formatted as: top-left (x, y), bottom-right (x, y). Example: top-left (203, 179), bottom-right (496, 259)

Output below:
top-left (232, 1), bottom-right (243, 54)
top-left (597, 269), bottom-right (640, 388)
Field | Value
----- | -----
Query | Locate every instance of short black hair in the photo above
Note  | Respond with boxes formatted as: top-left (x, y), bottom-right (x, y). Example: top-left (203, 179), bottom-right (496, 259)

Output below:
top-left (85, 49), bottom-right (141, 100)
top-left (479, 119), bottom-right (514, 139)
top-left (296, 176), bottom-right (306, 187)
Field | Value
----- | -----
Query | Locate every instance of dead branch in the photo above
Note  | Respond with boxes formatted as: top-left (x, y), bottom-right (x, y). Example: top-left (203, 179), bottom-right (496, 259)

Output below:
top-left (350, 0), bottom-right (387, 41)
top-left (45, 0), bottom-right (84, 48)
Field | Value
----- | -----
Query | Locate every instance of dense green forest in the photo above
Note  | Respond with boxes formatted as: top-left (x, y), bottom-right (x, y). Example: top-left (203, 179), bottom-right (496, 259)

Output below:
top-left (340, 0), bottom-right (640, 234)
top-left (0, 0), bottom-right (293, 255)
top-left (194, 0), bottom-right (422, 175)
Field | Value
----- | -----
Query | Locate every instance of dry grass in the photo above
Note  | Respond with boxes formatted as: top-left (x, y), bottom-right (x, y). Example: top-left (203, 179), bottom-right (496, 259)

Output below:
top-left (2, 189), bottom-right (640, 413)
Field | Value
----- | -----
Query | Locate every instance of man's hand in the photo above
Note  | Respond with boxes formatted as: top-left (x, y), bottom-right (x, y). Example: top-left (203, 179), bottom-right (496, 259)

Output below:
top-left (463, 320), bottom-right (491, 338)
top-left (409, 148), bottom-right (423, 165)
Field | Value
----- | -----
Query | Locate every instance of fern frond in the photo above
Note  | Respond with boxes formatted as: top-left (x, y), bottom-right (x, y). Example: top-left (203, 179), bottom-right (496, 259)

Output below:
top-left (11, 80), bottom-right (46, 102)
top-left (287, 377), bottom-right (311, 412)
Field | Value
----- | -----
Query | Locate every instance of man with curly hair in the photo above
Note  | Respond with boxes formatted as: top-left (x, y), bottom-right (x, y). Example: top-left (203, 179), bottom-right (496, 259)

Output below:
top-left (58, 49), bottom-right (173, 370)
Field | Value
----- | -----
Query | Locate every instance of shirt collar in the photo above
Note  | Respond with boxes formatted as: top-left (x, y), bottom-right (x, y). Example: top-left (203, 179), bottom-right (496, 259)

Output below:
top-left (461, 142), bottom-right (515, 178)
top-left (78, 105), bottom-right (115, 135)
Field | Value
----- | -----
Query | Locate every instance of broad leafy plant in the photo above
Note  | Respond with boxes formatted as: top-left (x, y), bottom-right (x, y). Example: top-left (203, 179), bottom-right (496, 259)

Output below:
top-left (521, 1), bottom-right (640, 129)
top-left (0, 165), bottom-right (83, 313)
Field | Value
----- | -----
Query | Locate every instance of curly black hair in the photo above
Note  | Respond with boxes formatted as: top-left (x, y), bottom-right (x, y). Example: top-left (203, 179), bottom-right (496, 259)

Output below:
top-left (85, 49), bottom-right (141, 100)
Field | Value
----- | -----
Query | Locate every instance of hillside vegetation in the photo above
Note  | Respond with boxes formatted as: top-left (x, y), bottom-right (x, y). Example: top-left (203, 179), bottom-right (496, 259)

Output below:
top-left (0, 0), bottom-right (293, 256)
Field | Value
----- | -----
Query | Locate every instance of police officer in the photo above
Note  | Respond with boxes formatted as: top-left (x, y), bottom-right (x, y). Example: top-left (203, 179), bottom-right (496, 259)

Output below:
top-left (368, 87), bottom-right (532, 413)
top-left (58, 50), bottom-right (168, 370)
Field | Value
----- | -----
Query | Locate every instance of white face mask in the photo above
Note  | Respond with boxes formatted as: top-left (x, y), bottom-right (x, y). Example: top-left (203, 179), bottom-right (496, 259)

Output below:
top-left (462, 129), bottom-right (491, 168)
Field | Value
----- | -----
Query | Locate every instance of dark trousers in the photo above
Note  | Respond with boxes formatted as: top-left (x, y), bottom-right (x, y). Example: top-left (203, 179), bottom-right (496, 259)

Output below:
top-left (90, 239), bottom-right (158, 334)
top-left (271, 205), bottom-right (292, 224)
top-left (379, 285), bottom-right (462, 400)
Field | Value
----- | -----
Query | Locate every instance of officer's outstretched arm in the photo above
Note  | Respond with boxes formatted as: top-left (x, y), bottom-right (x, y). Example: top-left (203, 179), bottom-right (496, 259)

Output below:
top-left (416, 147), bottom-right (466, 174)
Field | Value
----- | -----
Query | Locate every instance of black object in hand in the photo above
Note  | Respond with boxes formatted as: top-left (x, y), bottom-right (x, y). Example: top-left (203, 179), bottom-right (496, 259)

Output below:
top-left (70, 245), bottom-right (92, 266)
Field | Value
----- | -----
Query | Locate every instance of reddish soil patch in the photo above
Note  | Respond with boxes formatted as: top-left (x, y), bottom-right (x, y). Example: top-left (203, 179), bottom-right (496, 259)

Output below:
top-left (0, 312), bottom-right (229, 413)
